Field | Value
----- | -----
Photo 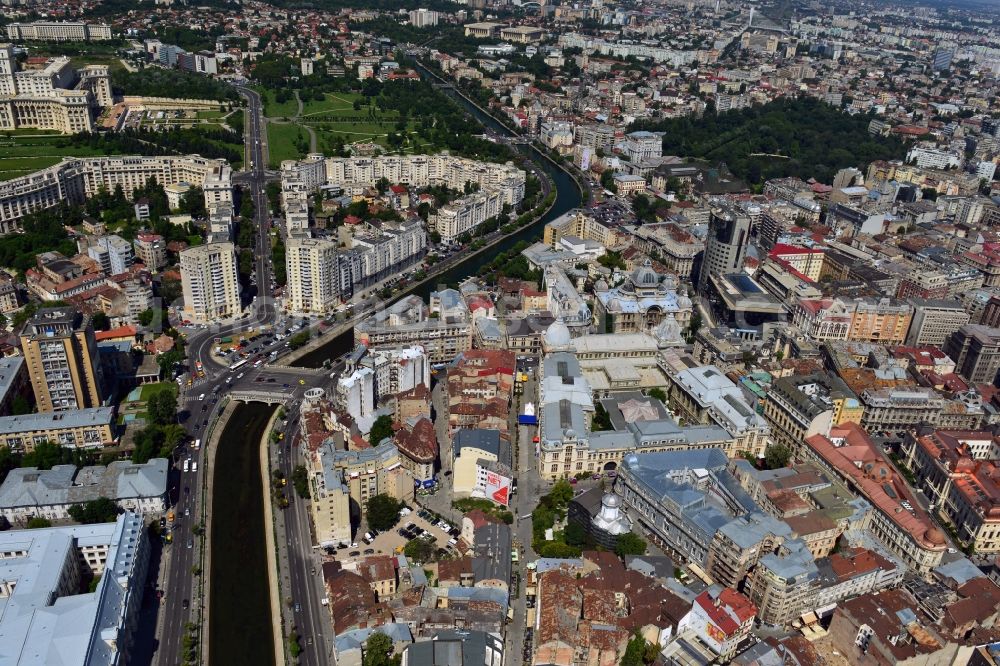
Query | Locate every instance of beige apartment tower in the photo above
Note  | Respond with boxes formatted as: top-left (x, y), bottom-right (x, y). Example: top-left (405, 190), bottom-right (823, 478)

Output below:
top-left (286, 237), bottom-right (339, 315)
top-left (180, 242), bottom-right (241, 323)
top-left (19, 308), bottom-right (104, 412)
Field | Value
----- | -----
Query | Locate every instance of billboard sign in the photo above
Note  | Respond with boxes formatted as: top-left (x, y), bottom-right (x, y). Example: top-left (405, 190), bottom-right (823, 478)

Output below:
top-left (482, 469), bottom-right (512, 507)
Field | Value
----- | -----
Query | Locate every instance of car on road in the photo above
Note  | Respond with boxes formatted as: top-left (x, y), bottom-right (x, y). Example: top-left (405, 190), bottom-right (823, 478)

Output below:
top-left (294, 603), bottom-right (301, 612)
top-left (182, 599), bottom-right (189, 609)
top-left (198, 394), bottom-right (205, 400)
top-left (187, 539), bottom-right (193, 549)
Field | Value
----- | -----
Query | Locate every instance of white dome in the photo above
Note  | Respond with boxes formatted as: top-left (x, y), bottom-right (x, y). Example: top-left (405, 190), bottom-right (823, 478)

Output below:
top-left (678, 294), bottom-right (693, 309)
top-left (544, 318), bottom-right (571, 349)
top-left (602, 493), bottom-right (621, 508)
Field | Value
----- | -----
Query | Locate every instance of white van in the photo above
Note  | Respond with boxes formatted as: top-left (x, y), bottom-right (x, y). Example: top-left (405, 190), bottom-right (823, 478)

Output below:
top-left (183, 459), bottom-right (190, 473)
top-left (192, 462), bottom-right (198, 473)
top-left (193, 438), bottom-right (201, 450)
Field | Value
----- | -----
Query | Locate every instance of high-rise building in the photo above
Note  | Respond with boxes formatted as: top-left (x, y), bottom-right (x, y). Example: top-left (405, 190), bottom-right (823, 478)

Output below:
top-left (943, 324), bottom-right (1000, 385)
top-left (698, 205), bottom-right (751, 293)
top-left (932, 45), bottom-right (954, 72)
top-left (905, 299), bottom-right (971, 346)
top-left (179, 242), bottom-right (241, 323)
top-left (286, 237), bottom-right (340, 315)
top-left (19, 307), bottom-right (104, 412)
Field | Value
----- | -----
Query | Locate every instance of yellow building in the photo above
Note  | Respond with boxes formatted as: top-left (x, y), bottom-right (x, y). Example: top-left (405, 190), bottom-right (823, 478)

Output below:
top-left (0, 407), bottom-right (114, 451)
top-left (19, 307), bottom-right (104, 412)
top-left (310, 470), bottom-right (352, 546)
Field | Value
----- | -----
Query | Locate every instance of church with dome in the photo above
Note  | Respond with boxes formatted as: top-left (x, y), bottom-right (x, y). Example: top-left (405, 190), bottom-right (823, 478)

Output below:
top-left (594, 260), bottom-right (694, 335)
top-left (567, 486), bottom-right (633, 550)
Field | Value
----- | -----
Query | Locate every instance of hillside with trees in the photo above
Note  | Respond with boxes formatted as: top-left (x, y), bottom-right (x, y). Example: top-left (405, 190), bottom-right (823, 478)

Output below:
top-left (630, 97), bottom-right (906, 186)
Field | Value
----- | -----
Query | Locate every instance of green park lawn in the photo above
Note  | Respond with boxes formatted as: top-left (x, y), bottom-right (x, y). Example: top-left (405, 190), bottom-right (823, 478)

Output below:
top-left (139, 382), bottom-right (177, 402)
top-left (261, 89), bottom-right (300, 119)
top-left (0, 134), bottom-right (109, 180)
top-left (266, 121), bottom-right (308, 167)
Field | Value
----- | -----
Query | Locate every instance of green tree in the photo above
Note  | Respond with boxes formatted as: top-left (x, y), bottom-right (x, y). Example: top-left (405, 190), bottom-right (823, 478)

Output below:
top-left (0, 445), bottom-right (21, 485)
top-left (147, 390), bottom-right (178, 426)
top-left (366, 493), bottom-right (402, 532)
top-left (764, 442), bottom-right (792, 470)
top-left (88, 574), bottom-right (102, 592)
top-left (592, 402), bottom-right (613, 431)
top-left (403, 536), bottom-right (435, 562)
top-left (621, 632), bottom-right (654, 666)
top-left (91, 312), bottom-right (111, 331)
top-left (647, 388), bottom-right (667, 404)
top-left (615, 532), bottom-right (647, 557)
top-left (549, 478), bottom-right (574, 507)
top-left (287, 331), bottom-right (311, 350)
top-left (369, 415), bottom-right (394, 446)
top-left (67, 497), bottom-right (120, 524)
top-left (21, 441), bottom-right (68, 470)
top-left (157, 348), bottom-right (184, 379)
top-left (363, 631), bottom-right (400, 666)
top-left (292, 465), bottom-right (310, 498)
top-left (26, 517), bottom-right (52, 529)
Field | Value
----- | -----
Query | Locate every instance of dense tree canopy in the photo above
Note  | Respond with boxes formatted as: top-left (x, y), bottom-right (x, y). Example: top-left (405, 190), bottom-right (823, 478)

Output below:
top-left (365, 494), bottom-right (402, 532)
top-left (112, 68), bottom-right (240, 101)
top-left (68, 497), bottom-right (120, 524)
top-left (631, 97), bottom-right (906, 185)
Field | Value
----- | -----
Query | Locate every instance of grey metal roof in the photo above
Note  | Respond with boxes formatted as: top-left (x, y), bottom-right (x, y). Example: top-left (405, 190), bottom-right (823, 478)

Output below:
top-left (0, 408), bottom-right (115, 433)
top-left (403, 630), bottom-right (504, 666)
top-left (0, 356), bottom-right (24, 401)
top-left (472, 523), bottom-right (511, 588)
top-left (453, 429), bottom-right (501, 462)
top-left (0, 459), bottom-right (168, 510)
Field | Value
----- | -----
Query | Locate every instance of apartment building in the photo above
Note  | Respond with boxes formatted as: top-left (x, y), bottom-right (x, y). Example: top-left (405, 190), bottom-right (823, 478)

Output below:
top-left (906, 299), bottom-right (970, 346)
top-left (793, 297), bottom-right (913, 344)
top-left (0, 154), bottom-right (231, 233)
top-left (19, 308), bottom-right (104, 412)
top-left (677, 588), bottom-right (756, 661)
top-left (355, 295), bottom-right (472, 364)
top-left (286, 237), bottom-right (340, 314)
top-left (859, 386), bottom-right (946, 432)
top-left (180, 242), bottom-right (241, 323)
top-left (901, 427), bottom-right (1000, 553)
top-left (628, 222), bottom-right (701, 279)
top-left (744, 539), bottom-right (819, 626)
top-left (0, 407), bottom-right (115, 452)
top-left (943, 324), bottom-right (1000, 385)
top-left (6, 21), bottom-right (112, 41)
top-left (767, 243), bottom-right (825, 281)
top-left (89, 235), bottom-right (134, 275)
top-left (311, 439), bottom-right (413, 523)
top-left (308, 453), bottom-right (352, 547)
top-left (542, 209), bottom-right (613, 248)
top-left (802, 424), bottom-right (946, 573)
top-left (667, 365), bottom-right (770, 458)
top-left (0, 513), bottom-right (150, 666)
top-left (763, 373), bottom-right (863, 453)
top-left (0, 459), bottom-right (167, 524)
top-left (133, 233), bottom-right (167, 271)
top-left (622, 131), bottom-right (662, 162)
top-left (283, 153), bottom-right (524, 242)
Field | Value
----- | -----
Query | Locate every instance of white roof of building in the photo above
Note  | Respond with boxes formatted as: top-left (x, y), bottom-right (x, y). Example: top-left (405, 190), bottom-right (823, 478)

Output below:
top-left (0, 460), bottom-right (168, 510)
top-left (0, 513), bottom-right (146, 666)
